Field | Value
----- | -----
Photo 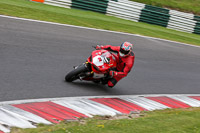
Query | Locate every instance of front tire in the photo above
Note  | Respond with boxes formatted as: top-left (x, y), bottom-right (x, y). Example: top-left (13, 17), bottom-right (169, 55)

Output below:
top-left (65, 64), bottom-right (88, 82)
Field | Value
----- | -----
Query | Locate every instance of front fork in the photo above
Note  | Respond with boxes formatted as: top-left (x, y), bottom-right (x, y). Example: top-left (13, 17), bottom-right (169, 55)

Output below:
top-left (73, 62), bottom-right (94, 80)
top-left (83, 62), bottom-right (94, 77)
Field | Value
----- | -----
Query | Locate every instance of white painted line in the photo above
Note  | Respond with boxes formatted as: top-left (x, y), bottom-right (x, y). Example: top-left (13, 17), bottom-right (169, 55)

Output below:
top-left (0, 107), bottom-right (36, 128)
top-left (0, 124), bottom-right (10, 133)
top-left (2, 105), bottom-right (51, 125)
top-left (53, 99), bottom-right (120, 117)
top-left (169, 96), bottom-right (200, 107)
top-left (1, 94), bottom-right (200, 106)
top-left (123, 97), bottom-right (169, 111)
top-left (0, 15), bottom-right (199, 48)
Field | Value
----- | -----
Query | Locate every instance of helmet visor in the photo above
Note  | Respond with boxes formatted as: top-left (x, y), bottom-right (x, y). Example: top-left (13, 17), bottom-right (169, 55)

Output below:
top-left (120, 47), bottom-right (130, 55)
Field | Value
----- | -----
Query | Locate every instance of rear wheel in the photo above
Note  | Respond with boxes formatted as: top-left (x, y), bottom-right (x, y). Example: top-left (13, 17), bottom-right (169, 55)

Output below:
top-left (65, 64), bottom-right (88, 82)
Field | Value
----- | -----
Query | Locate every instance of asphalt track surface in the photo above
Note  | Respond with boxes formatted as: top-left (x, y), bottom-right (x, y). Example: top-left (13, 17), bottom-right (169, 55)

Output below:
top-left (0, 16), bottom-right (200, 102)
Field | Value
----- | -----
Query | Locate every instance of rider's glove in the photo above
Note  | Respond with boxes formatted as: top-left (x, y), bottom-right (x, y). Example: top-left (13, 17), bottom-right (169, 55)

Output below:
top-left (96, 45), bottom-right (104, 50)
top-left (109, 71), bottom-right (117, 78)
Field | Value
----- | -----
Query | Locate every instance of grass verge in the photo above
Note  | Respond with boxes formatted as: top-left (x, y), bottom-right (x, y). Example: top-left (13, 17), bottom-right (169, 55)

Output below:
top-left (131, 0), bottom-right (200, 15)
top-left (0, 0), bottom-right (200, 46)
top-left (12, 108), bottom-right (200, 133)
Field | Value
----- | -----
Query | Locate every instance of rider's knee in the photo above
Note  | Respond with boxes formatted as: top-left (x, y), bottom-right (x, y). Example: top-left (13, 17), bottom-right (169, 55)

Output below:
top-left (108, 78), bottom-right (118, 87)
top-left (108, 81), bottom-right (114, 87)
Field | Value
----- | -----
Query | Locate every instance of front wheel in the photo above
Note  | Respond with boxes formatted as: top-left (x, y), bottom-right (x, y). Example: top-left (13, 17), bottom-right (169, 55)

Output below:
top-left (65, 64), bottom-right (88, 82)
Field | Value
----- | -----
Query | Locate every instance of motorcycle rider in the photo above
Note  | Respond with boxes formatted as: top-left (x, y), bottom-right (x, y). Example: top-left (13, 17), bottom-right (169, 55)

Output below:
top-left (96, 41), bottom-right (135, 87)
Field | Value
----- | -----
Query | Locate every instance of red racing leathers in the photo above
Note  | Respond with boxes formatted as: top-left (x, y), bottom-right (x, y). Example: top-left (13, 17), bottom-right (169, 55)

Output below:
top-left (100, 45), bottom-right (135, 87)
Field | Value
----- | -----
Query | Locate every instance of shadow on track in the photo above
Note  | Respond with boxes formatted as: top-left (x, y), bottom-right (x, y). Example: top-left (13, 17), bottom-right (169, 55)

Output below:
top-left (65, 81), bottom-right (126, 95)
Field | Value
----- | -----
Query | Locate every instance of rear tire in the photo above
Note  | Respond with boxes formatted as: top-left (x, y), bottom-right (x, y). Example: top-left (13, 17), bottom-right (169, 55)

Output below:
top-left (65, 64), bottom-right (88, 82)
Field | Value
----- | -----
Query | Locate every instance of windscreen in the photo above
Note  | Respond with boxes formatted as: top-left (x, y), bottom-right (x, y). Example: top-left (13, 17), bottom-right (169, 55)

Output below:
top-left (101, 52), bottom-right (112, 64)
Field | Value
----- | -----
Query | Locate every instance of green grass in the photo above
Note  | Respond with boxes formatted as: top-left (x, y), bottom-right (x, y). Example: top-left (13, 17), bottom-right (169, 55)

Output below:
top-left (131, 0), bottom-right (200, 15)
top-left (12, 108), bottom-right (200, 133)
top-left (0, 0), bottom-right (200, 46)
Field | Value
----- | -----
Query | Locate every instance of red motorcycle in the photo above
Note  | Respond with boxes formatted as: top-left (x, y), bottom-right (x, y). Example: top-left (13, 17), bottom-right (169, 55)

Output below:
top-left (65, 49), bottom-right (117, 84)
